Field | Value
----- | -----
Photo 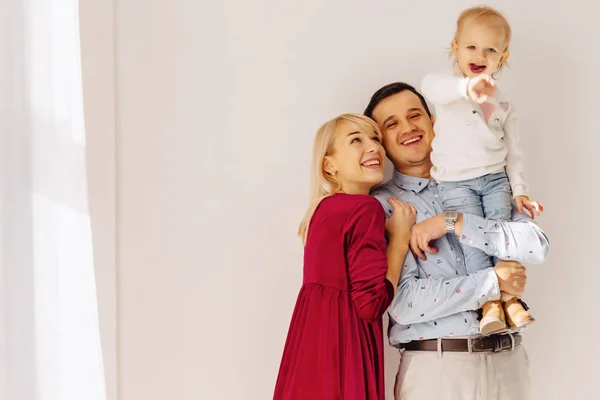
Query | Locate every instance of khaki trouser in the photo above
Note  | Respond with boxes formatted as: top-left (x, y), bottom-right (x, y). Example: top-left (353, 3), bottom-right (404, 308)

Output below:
top-left (394, 345), bottom-right (531, 400)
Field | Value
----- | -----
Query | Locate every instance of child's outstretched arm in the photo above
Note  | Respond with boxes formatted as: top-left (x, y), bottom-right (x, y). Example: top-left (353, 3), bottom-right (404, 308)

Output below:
top-left (421, 70), bottom-right (470, 105)
top-left (422, 70), bottom-right (496, 105)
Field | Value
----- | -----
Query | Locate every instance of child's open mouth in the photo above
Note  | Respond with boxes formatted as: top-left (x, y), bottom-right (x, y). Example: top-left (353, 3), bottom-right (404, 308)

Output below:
top-left (469, 63), bottom-right (486, 74)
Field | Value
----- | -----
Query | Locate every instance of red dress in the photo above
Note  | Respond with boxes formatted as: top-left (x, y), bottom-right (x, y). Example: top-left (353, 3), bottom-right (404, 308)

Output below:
top-left (274, 194), bottom-right (394, 400)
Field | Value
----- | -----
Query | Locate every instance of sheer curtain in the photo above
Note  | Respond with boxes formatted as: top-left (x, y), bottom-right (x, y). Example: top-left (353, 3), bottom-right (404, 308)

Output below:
top-left (0, 0), bottom-right (107, 399)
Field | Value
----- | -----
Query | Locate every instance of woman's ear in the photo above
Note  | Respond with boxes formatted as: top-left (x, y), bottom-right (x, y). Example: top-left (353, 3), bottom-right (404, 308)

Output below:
top-left (323, 156), bottom-right (337, 176)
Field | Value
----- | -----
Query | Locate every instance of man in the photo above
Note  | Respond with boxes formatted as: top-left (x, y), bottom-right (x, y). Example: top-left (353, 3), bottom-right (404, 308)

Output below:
top-left (364, 82), bottom-right (550, 400)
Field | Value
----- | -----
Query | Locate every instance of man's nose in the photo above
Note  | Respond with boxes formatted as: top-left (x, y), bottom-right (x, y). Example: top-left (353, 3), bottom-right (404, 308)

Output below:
top-left (400, 120), bottom-right (416, 134)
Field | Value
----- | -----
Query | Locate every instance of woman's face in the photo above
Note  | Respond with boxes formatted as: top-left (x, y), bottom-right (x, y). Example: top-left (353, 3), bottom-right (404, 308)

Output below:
top-left (325, 122), bottom-right (386, 194)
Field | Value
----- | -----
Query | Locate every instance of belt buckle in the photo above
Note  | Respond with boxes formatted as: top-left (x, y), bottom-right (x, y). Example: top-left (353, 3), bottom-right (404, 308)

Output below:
top-left (492, 333), bottom-right (515, 352)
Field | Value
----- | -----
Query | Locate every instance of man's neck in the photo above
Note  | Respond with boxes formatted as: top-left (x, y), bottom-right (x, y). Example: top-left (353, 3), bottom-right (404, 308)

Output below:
top-left (397, 164), bottom-right (432, 180)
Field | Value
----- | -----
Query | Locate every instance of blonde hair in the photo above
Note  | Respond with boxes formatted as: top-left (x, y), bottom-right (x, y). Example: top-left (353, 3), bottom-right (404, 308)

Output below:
top-left (451, 6), bottom-right (512, 72)
top-left (298, 113), bottom-right (381, 244)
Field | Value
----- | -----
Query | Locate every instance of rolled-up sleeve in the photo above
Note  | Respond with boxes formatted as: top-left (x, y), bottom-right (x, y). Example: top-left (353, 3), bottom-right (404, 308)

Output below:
top-left (387, 252), bottom-right (501, 326)
top-left (459, 209), bottom-right (550, 264)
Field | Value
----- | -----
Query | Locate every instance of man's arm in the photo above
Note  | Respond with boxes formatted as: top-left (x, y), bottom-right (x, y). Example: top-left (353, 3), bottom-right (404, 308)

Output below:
top-left (456, 206), bottom-right (550, 264)
top-left (410, 209), bottom-right (549, 265)
top-left (387, 252), bottom-right (501, 326)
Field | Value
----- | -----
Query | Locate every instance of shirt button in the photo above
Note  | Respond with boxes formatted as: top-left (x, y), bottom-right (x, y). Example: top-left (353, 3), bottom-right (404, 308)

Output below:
top-left (468, 240), bottom-right (473, 245)
top-left (434, 194), bottom-right (439, 198)
top-left (457, 257), bottom-right (462, 262)
top-left (495, 252), bottom-right (499, 256)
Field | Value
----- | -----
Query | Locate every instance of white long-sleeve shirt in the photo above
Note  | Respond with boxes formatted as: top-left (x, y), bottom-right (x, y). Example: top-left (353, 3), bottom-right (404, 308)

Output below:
top-left (421, 69), bottom-right (529, 197)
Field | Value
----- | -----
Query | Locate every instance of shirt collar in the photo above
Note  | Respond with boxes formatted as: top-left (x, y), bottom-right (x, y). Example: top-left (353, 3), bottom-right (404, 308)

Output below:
top-left (391, 170), bottom-right (432, 193)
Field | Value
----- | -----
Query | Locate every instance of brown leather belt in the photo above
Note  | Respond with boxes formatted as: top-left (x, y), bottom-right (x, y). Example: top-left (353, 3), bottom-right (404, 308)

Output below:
top-left (400, 333), bottom-right (522, 353)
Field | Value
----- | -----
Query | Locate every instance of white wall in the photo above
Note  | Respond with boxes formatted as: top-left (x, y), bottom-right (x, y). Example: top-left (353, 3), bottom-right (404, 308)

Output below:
top-left (115, 0), bottom-right (600, 399)
top-left (79, 1), bottom-right (117, 399)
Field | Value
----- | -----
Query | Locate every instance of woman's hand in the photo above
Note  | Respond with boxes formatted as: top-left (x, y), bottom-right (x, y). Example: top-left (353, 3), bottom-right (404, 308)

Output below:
top-left (385, 198), bottom-right (416, 241)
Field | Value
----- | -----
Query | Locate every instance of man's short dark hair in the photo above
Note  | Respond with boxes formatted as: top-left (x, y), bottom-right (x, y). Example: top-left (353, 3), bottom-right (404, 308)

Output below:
top-left (364, 82), bottom-right (432, 120)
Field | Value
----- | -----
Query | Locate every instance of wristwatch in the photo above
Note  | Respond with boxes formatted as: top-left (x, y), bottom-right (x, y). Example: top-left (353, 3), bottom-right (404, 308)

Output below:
top-left (443, 210), bottom-right (459, 233)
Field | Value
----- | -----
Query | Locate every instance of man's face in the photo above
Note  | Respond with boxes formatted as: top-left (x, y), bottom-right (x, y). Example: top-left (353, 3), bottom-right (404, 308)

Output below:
top-left (371, 91), bottom-right (434, 174)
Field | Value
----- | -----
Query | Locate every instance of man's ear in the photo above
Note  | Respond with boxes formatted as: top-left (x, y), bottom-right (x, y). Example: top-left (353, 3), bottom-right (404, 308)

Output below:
top-left (323, 156), bottom-right (337, 176)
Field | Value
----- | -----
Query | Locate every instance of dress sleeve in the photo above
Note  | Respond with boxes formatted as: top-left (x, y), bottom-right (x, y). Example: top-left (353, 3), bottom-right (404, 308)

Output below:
top-left (344, 197), bottom-right (394, 322)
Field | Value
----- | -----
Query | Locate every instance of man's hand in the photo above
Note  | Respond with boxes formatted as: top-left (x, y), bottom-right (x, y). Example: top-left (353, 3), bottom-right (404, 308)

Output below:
top-left (409, 214), bottom-right (447, 260)
top-left (494, 260), bottom-right (527, 297)
top-left (467, 74), bottom-right (495, 103)
top-left (515, 195), bottom-right (544, 219)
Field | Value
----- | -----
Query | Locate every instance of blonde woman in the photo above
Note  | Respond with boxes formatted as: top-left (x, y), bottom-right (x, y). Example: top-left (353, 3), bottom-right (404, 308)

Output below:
top-left (273, 114), bottom-right (415, 400)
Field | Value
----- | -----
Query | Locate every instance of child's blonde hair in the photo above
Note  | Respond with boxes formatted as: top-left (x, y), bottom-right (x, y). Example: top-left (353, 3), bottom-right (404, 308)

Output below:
top-left (298, 113), bottom-right (381, 244)
top-left (451, 6), bottom-right (512, 73)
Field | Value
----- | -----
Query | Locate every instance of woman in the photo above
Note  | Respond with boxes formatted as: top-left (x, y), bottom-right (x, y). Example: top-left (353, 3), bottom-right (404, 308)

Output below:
top-left (273, 114), bottom-right (415, 399)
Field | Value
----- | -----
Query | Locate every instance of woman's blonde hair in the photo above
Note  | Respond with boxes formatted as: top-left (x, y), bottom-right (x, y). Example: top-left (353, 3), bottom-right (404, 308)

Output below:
top-left (451, 6), bottom-right (512, 73)
top-left (298, 113), bottom-right (381, 244)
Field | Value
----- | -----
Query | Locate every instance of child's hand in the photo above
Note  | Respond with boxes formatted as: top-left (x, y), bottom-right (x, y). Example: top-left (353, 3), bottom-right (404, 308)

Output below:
top-left (467, 74), bottom-right (496, 103)
top-left (515, 195), bottom-right (544, 219)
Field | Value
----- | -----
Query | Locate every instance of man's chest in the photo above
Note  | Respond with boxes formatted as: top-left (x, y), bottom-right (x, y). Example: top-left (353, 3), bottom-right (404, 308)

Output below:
top-left (385, 185), bottom-right (487, 277)
top-left (390, 186), bottom-right (444, 223)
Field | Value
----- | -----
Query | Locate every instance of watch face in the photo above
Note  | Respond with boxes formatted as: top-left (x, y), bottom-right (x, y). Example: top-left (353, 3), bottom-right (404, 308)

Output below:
top-left (445, 210), bottom-right (458, 220)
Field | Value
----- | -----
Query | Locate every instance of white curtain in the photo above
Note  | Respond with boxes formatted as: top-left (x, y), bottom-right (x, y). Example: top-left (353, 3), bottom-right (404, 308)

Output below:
top-left (0, 0), bottom-right (107, 399)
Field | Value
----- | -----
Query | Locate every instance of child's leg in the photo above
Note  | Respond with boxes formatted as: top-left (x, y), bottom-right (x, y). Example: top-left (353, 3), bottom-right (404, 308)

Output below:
top-left (480, 172), bottom-right (513, 221)
top-left (438, 179), bottom-right (507, 335)
top-left (437, 178), bottom-right (483, 218)
top-left (480, 172), bottom-right (536, 331)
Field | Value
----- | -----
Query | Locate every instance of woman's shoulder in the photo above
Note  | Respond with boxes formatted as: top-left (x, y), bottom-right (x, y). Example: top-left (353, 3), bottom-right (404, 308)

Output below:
top-left (318, 194), bottom-right (383, 221)
top-left (307, 195), bottom-right (384, 241)
top-left (321, 193), bottom-right (379, 207)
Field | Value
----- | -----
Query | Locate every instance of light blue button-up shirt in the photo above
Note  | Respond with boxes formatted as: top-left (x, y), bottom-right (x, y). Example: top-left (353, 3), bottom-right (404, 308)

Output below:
top-left (371, 171), bottom-right (550, 345)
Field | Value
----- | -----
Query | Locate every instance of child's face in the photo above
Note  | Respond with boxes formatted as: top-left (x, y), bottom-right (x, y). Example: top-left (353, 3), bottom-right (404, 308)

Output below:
top-left (452, 20), bottom-right (509, 78)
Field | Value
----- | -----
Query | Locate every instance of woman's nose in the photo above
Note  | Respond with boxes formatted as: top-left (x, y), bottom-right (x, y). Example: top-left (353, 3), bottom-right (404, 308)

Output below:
top-left (365, 141), bottom-right (378, 152)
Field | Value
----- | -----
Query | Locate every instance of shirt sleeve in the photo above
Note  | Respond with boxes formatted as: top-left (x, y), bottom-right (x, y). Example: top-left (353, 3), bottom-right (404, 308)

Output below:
top-left (387, 252), bottom-right (501, 326)
top-left (502, 102), bottom-right (529, 197)
top-left (344, 197), bottom-right (395, 322)
top-left (421, 70), bottom-right (470, 105)
top-left (458, 206), bottom-right (550, 264)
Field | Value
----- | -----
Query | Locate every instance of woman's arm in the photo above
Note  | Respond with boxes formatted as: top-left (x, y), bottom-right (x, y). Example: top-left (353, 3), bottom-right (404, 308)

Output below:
top-left (345, 198), bottom-right (404, 322)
